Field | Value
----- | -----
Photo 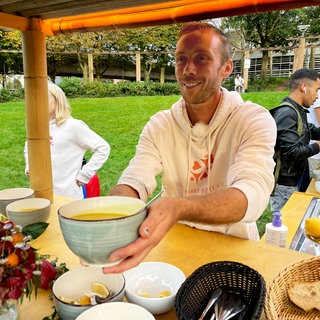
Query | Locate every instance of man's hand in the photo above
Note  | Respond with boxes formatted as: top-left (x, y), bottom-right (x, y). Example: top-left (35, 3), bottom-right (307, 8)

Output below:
top-left (102, 197), bottom-right (180, 274)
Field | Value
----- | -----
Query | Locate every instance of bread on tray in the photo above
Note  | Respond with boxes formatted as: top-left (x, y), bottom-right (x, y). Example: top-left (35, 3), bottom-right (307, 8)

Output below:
top-left (288, 281), bottom-right (320, 312)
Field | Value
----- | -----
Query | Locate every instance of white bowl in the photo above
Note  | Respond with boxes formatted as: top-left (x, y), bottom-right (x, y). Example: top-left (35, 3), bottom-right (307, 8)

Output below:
top-left (75, 302), bottom-right (155, 320)
top-left (58, 196), bottom-right (147, 267)
top-left (315, 181), bottom-right (320, 193)
top-left (124, 262), bottom-right (186, 315)
top-left (0, 187), bottom-right (34, 216)
top-left (6, 197), bottom-right (51, 227)
top-left (52, 266), bottom-right (125, 320)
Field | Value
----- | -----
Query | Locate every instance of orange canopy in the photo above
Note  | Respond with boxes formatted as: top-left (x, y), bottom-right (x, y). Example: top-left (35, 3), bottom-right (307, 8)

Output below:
top-left (0, 0), bottom-right (318, 35)
top-left (0, 0), bottom-right (318, 201)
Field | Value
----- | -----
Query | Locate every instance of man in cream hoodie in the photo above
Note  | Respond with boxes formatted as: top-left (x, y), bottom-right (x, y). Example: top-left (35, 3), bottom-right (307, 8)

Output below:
top-left (105, 22), bottom-right (276, 274)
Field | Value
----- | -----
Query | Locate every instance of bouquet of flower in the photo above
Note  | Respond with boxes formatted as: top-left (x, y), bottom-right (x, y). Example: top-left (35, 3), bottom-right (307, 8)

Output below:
top-left (0, 219), bottom-right (68, 306)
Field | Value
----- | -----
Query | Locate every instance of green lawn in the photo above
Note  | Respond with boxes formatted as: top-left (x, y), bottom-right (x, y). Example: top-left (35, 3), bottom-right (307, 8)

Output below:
top-left (0, 91), bottom-right (289, 236)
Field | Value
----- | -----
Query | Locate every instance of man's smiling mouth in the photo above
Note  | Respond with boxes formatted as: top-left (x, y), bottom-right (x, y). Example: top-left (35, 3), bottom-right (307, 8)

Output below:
top-left (183, 81), bottom-right (201, 88)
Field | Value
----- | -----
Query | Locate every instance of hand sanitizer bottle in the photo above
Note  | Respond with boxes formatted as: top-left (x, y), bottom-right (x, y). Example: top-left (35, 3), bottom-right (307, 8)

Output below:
top-left (265, 211), bottom-right (288, 248)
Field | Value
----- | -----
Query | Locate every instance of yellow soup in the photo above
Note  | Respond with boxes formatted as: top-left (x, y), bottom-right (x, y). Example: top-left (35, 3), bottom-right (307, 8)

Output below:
top-left (70, 213), bottom-right (127, 220)
top-left (20, 208), bottom-right (39, 212)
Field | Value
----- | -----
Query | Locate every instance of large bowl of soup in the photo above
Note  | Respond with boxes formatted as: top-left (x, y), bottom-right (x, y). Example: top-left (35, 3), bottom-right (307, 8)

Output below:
top-left (58, 196), bottom-right (147, 267)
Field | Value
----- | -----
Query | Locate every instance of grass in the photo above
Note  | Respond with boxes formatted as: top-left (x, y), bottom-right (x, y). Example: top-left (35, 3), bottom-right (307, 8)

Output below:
top-left (0, 91), bottom-right (289, 236)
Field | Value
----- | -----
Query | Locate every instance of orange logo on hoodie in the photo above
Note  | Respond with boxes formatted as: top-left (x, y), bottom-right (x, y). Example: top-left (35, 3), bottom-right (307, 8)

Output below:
top-left (190, 154), bottom-right (214, 183)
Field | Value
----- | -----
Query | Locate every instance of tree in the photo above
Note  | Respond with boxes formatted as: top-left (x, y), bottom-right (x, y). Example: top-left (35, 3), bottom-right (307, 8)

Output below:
top-left (0, 30), bottom-right (23, 87)
top-left (122, 24), bottom-right (180, 81)
top-left (221, 10), bottom-right (302, 77)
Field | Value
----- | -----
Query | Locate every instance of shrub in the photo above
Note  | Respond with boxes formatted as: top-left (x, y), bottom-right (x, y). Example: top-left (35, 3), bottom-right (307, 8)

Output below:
top-left (0, 88), bottom-right (24, 103)
top-left (82, 81), bottom-right (109, 98)
top-left (58, 77), bottom-right (85, 98)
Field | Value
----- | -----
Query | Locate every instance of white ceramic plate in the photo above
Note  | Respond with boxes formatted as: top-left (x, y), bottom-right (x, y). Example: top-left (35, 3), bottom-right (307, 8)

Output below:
top-left (75, 302), bottom-right (155, 320)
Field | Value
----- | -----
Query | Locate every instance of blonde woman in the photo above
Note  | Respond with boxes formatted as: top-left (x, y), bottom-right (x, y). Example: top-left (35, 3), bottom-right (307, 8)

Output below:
top-left (24, 82), bottom-right (110, 199)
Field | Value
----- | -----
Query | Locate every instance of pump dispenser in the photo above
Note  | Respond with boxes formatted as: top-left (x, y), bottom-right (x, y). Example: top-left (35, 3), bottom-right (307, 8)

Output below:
top-left (265, 211), bottom-right (288, 248)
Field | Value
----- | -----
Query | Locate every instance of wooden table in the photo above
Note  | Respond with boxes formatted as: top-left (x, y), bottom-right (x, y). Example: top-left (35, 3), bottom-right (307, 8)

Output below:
top-left (20, 194), bottom-right (315, 320)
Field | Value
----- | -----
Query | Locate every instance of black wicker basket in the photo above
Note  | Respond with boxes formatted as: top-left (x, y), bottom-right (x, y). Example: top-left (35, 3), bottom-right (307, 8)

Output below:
top-left (174, 261), bottom-right (266, 320)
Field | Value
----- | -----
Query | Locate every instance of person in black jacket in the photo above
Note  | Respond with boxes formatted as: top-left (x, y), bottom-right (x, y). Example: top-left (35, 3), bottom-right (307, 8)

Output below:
top-left (270, 68), bottom-right (320, 212)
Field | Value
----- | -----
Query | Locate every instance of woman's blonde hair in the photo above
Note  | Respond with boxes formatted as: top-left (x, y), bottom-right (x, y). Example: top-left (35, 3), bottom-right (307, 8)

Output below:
top-left (48, 82), bottom-right (71, 126)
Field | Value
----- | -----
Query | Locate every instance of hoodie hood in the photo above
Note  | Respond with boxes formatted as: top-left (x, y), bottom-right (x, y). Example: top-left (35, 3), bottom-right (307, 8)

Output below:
top-left (170, 87), bottom-right (245, 196)
top-left (172, 87), bottom-right (244, 140)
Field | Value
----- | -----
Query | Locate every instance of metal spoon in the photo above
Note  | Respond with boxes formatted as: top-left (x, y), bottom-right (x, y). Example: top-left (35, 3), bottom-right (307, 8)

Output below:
top-left (90, 293), bottom-right (114, 305)
top-left (223, 302), bottom-right (247, 320)
top-left (134, 187), bottom-right (166, 215)
top-left (198, 288), bottom-right (222, 320)
top-left (212, 292), bottom-right (246, 320)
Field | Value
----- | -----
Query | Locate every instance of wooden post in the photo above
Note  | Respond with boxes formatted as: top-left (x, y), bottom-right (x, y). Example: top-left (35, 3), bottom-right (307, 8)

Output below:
top-left (22, 18), bottom-right (53, 202)
top-left (293, 37), bottom-right (305, 72)
top-left (269, 51), bottom-right (273, 76)
top-left (136, 52), bottom-right (141, 82)
top-left (243, 50), bottom-right (250, 91)
top-left (160, 66), bottom-right (165, 84)
top-left (88, 53), bottom-right (94, 82)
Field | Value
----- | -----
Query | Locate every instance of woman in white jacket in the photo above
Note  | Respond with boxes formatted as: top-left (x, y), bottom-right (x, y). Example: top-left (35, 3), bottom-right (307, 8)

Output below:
top-left (24, 82), bottom-right (110, 199)
top-left (105, 22), bottom-right (276, 274)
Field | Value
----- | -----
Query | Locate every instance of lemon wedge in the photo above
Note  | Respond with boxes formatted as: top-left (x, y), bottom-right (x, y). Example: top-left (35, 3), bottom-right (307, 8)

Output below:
top-left (305, 218), bottom-right (320, 238)
top-left (79, 295), bottom-right (91, 305)
top-left (91, 282), bottom-right (110, 298)
top-left (158, 290), bottom-right (171, 298)
top-left (138, 292), bottom-right (151, 298)
top-left (59, 296), bottom-right (76, 304)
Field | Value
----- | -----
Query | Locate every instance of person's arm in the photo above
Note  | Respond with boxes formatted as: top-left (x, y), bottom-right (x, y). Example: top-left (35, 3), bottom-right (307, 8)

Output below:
top-left (24, 141), bottom-right (30, 178)
top-left (104, 187), bottom-right (247, 273)
top-left (75, 121), bottom-right (111, 184)
top-left (314, 106), bottom-right (320, 125)
top-left (109, 184), bottom-right (140, 198)
top-left (274, 106), bottom-right (316, 159)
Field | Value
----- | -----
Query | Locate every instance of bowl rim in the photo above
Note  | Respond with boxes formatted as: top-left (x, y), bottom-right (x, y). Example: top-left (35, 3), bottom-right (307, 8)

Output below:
top-left (52, 266), bottom-right (126, 306)
top-left (75, 301), bottom-right (156, 319)
top-left (124, 261), bottom-right (186, 300)
top-left (57, 196), bottom-right (146, 222)
top-left (0, 187), bottom-right (34, 200)
top-left (6, 197), bottom-right (51, 212)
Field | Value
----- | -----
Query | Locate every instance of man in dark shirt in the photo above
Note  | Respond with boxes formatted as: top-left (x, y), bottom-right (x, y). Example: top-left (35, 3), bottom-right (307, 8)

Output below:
top-left (270, 68), bottom-right (320, 212)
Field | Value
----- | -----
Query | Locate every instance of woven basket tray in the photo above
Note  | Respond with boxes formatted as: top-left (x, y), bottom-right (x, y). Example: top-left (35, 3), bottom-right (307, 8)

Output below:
top-left (174, 260), bottom-right (266, 320)
top-left (265, 256), bottom-right (320, 320)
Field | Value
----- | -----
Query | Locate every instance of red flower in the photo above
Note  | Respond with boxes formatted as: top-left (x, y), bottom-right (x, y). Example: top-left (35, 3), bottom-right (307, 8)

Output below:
top-left (39, 259), bottom-right (57, 290)
top-left (0, 220), bottom-right (68, 306)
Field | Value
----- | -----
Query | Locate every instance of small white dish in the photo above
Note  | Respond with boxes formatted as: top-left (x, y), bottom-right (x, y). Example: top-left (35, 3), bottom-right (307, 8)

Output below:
top-left (75, 302), bottom-right (155, 320)
top-left (124, 261), bottom-right (185, 315)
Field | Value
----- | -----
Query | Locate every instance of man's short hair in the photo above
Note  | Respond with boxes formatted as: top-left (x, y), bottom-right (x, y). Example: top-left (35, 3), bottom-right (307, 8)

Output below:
top-left (178, 22), bottom-right (232, 63)
top-left (290, 68), bottom-right (320, 91)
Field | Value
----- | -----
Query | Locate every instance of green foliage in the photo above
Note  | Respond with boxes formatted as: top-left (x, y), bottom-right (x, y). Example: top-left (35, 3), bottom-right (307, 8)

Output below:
top-left (82, 81), bottom-right (109, 97)
top-left (247, 76), bottom-right (289, 92)
top-left (58, 77), bottom-right (85, 98)
top-left (0, 88), bottom-right (12, 102)
top-left (22, 222), bottom-right (49, 240)
top-left (0, 88), bottom-right (24, 102)
top-left (55, 78), bottom-right (179, 98)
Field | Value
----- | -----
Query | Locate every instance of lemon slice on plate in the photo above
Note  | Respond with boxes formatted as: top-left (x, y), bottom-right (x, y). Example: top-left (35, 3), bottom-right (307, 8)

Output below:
top-left (92, 282), bottom-right (110, 298)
